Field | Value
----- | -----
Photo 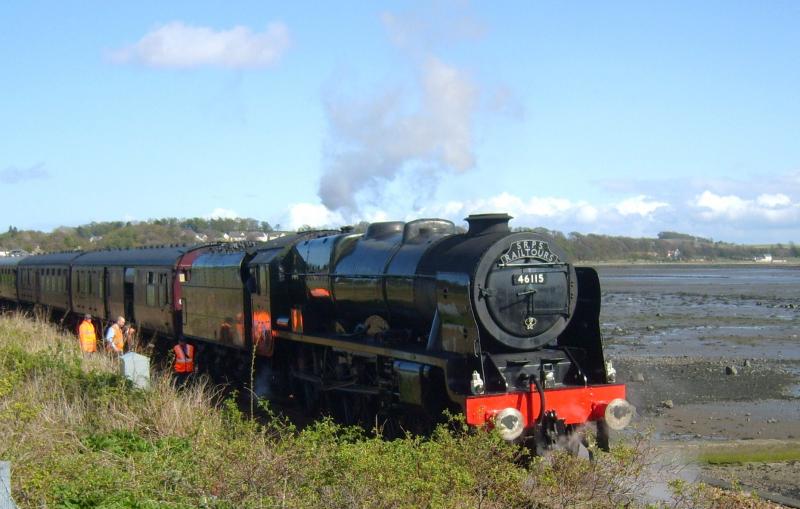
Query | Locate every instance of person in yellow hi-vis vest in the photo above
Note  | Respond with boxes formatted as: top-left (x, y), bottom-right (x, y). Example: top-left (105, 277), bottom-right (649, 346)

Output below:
top-left (77, 314), bottom-right (98, 353)
top-left (105, 316), bottom-right (127, 354)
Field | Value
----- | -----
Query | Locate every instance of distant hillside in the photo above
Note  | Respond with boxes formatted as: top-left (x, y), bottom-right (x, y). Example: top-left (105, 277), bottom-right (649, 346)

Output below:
top-left (1, 218), bottom-right (797, 262)
top-left (0, 217), bottom-right (277, 253)
top-left (513, 227), bottom-right (799, 262)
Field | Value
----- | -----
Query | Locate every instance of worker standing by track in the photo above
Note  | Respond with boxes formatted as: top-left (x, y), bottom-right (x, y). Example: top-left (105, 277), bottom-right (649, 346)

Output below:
top-left (105, 316), bottom-right (127, 355)
top-left (77, 314), bottom-right (98, 353)
top-left (172, 336), bottom-right (195, 387)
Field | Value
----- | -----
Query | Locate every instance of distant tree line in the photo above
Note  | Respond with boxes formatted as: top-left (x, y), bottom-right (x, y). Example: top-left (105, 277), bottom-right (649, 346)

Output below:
top-left (512, 226), bottom-right (799, 261)
top-left (1, 218), bottom-right (797, 261)
top-left (0, 217), bottom-right (274, 253)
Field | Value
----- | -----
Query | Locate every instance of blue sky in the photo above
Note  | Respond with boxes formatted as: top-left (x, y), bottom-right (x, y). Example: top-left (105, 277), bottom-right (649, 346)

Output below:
top-left (1, 1), bottom-right (799, 243)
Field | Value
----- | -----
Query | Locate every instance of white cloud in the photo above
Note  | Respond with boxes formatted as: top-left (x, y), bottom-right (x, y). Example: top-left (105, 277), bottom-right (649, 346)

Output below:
top-left (287, 203), bottom-right (344, 230)
top-left (417, 193), bottom-right (604, 227)
top-left (614, 195), bottom-right (668, 217)
top-left (692, 190), bottom-right (799, 223)
top-left (279, 188), bottom-right (799, 243)
top-left (756, 193), bottom-right (791, 208)
top-left (110, 21), bottom-right (290, 69)
top-left (1, 163), bottom-right (49, 184)
top-left (693, 191), bottom-right (751, 220)
top-left (576, 204), bottom-right (599, 223)
top-left (205, 208), bottom-right (239, 219)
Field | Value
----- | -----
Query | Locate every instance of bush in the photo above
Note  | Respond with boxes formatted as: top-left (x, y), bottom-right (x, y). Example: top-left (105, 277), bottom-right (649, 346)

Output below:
top-left (0, 312), bottom-right (772, 508)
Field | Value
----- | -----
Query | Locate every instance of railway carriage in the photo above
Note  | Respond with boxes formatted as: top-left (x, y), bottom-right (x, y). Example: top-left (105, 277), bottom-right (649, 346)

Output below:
top-left (70, 245), bottom-right (212, 334)
top-left (0, 256), bottom-right (21, 301)
top-left (17, 252), bottom-right (80, 312)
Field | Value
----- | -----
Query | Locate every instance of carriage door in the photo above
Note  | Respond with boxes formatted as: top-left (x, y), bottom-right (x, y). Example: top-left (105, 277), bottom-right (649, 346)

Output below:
top-left (34, 269), bottom-right (41, 303)
top-left (124, 268), bottom-right (136, 322)
top-left (103, 268), bottom-right (111, 320)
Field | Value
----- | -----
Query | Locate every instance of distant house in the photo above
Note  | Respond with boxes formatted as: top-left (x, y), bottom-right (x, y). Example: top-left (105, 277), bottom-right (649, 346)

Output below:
top-left (754, 254), bottom-right (773, 263)
top-left (219, 231), bottom-right (288, 243)
top-left (268, 232), bottom-right (288, 241)
top-left (246, 231), bottom-right (271, 242)
top-left (89, 236), bottom-right (103, 243)
top-left (666, 248), bottom-right (681, 260)
top-left (245, 231), bottom-right (289, 242)
top-left (225, 232), bottom-right (248, 242)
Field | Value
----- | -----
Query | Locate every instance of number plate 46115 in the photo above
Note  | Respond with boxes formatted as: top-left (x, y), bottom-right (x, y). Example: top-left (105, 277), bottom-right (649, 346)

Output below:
top-left (513, 273), bottom-right (545, 285)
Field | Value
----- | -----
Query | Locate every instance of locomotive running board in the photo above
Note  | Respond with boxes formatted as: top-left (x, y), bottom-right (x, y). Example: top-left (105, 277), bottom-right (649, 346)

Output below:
top-left (275, 330), bottom-right (457, 370)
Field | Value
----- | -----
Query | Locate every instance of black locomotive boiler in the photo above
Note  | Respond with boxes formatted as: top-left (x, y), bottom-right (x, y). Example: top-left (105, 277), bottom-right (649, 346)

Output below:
top-left (0, 213), bottom-right (632, 450)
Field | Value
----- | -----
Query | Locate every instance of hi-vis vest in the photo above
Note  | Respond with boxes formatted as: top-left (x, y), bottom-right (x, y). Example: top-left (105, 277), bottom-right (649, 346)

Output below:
top-left (107, 324), bottom-right (124, 352)
top-left (173, 344), bottom-right (195, 374)
top-left (78, 320), bottom-right (97, 352)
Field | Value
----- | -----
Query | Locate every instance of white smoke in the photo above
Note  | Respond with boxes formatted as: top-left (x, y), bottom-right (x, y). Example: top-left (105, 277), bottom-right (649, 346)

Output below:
top-left (319, 56), bottom-right (477, 214)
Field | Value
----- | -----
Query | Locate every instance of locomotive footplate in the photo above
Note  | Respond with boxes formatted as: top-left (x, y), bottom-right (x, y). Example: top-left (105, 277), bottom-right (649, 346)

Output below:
top-left (463, 383), bottom-right (629, 438)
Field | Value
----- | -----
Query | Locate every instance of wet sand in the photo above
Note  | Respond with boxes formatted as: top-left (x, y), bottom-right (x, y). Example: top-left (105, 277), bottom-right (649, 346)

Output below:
top-left (597, 264), bottom-right (800, 500)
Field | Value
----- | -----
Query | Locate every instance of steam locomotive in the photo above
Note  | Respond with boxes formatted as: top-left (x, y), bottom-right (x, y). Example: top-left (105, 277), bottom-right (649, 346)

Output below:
top-left (0, 214), bottom-right (632, 451)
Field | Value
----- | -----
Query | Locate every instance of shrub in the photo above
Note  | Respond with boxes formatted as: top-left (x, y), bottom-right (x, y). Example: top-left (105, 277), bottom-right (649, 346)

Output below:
top-left (0, 313), bottom-right (773, 508)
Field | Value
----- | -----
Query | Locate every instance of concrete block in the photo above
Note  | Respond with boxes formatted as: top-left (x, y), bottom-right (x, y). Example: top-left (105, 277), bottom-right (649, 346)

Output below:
top-left (0, 461), bottom-right (17, 509)
top-left (120, 352), bottom-right (151, 389)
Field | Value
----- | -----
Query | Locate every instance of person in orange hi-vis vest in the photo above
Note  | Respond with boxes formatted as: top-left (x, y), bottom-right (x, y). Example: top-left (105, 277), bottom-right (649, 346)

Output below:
top-left (77, 314), bottom-right (98, 353)
top-left (173, 336), bottom-right (195, 386)
top-left (105, 316), bottom-right (127, 354)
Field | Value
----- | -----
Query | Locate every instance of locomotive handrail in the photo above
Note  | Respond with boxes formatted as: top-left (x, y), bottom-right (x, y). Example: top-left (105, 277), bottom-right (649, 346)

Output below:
top-left (276, 330), bottom-right (457, 369)
top-left (495, 262), bottom-right (569, 268)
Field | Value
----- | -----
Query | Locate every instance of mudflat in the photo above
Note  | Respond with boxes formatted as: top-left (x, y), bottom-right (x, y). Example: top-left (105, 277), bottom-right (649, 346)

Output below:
top-left (597, 264), bottom-right (800, 500)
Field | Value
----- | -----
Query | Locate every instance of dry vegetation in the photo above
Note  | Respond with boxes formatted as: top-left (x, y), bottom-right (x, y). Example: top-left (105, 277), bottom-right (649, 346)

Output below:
top-left (0, 312), bottom-right (780, 508)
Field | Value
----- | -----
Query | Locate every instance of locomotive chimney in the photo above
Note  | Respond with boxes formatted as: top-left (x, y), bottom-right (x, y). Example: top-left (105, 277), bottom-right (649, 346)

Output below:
top-left (465, 213), bottom-right (512, 236)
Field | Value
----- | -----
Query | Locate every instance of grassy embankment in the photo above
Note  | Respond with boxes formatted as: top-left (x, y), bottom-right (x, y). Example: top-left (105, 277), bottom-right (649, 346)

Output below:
top-left (0, 313), bottom-right (775, 508)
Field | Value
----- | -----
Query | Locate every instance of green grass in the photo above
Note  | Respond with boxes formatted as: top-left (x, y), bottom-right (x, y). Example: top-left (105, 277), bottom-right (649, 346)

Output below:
top-left (699, 443), bottom-right (800, 465)
top-left (0, 311), bottom-right (776, 508)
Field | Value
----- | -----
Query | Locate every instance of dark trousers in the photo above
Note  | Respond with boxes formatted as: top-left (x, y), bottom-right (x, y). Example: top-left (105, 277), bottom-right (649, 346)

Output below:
top-left (174, 372), bottom-right (191, 388)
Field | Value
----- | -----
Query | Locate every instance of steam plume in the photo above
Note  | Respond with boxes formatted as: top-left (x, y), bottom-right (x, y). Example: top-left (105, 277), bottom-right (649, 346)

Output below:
top-left (319, 56), bottom-right (477, 214)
